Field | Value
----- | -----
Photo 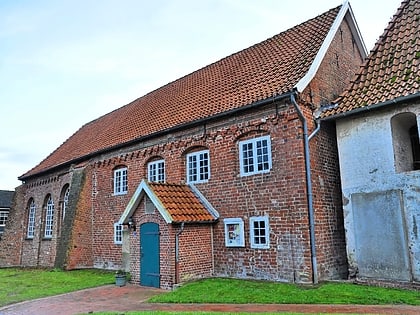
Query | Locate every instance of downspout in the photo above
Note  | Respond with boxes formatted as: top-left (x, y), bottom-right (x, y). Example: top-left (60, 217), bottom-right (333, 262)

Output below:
top-left (175, 222), bottom-right (185, 285)
top-left (290, 92), bottom-right (319, 284)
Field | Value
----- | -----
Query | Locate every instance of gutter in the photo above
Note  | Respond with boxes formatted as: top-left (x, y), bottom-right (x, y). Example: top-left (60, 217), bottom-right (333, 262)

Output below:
top-left (20, 92), bottom-right (293, 181)
top-left (290, 92), bottom-right (318, 284)
top-left (321, 92), bottom-right (420, 121)
top-left (175, 222), bottom-right (185, 284)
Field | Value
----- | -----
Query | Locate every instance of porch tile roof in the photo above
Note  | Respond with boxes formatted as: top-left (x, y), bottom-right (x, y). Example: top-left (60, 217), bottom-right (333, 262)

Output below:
top-left (322, 0), bottom-right (420, 118)
top-left (148, 182), bottom-right (217, 223)
top-left (21, 5), bottom-right (342, 179)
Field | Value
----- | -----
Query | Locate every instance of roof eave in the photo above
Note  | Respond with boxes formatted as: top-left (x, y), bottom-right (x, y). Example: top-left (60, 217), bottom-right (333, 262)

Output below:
top-left (20, 91), bottom-right (293, 181)
top-left (321, 92), bottom-right (420, 121)
top-left (172, 219), bottom-right (219, 224)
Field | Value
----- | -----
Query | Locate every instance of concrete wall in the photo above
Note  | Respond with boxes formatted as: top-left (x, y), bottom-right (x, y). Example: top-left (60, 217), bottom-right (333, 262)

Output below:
top-left (336, 102), bottom-right (420, 282)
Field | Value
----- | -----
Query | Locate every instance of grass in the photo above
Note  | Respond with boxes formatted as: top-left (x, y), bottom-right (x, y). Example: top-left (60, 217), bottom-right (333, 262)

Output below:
top-left (1, 269), bottom-right (419, 315)
top-left (84, 313), bottom-right (356, 315)
top-left (0, 267), bottom-right (114, 307)
top-left (149, 278), bottom-right (420, 306)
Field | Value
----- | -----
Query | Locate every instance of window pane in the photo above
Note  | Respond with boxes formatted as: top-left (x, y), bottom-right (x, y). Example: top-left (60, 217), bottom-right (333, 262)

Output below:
top-left (250, 216), bottom-right (269, 249)
top-left (63, 188), bottom-right (70, 221)
top-left (0, 211), bottom-right (8, 226)
top-left (27, 201), bottom-right (36, 238)
top-left (114, 168), bottom-right (128, 194)
top-left (188, 155), bottom-right (197, 182)
top-left (240, 136), bottom-right (271, 176)
top-left (44, 197), bottom-right (54, 238)
top-left (114, 223), bottom-right (122, 244)
top-left (187, 150), bottom-right (210, 183)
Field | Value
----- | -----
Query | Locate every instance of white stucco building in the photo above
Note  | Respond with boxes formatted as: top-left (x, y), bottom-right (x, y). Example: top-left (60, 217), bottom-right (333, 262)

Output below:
top-left (322, 0), bottom-right (419, 283)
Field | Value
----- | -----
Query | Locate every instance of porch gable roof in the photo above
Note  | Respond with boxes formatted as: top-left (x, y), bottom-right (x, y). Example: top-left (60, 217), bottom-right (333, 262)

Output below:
top-left (118, 180), bottom-right (219, 224)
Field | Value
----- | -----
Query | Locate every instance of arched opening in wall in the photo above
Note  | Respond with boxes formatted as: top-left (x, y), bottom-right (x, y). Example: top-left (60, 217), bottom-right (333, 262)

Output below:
top-left (43, 194), bottom-right (55, 239)
top-left (391, 112), bottom-right (420, 172)
top-left (26, 198), bottom-right (36, 239)
top-left (113, 165), bottom-right (128, 195)
top-left (183, 146), bottom-right (210, 184)
top-left (58, 185), bottom-right (70, 236)
top-left (146, 156), bottom-right (165, 183)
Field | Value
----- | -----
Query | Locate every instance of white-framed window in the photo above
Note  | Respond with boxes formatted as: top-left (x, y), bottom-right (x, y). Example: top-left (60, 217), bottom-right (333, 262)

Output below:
top-left (114, 167), bottom-right (128, 195)
top-left (186, 150), bottom-right (210, 183)
top-left (44, 196), bottom-right (54, 238)
top-left (62, 187), bottom-right (70, 221)
top-left (148, 159), bottom-right (165, 183)
top-left (114, 223), bottom-right (123, 244)
top-left (250, 216), bottom-right (269, 249)
top-left (27, 200), bottom-right (36, 239)
top-left (239, 135), bottom-right (272, 176)
top-left (0, 210), bottom-right (9, 234)
top-left (224, 218), bottom-right (245, 247)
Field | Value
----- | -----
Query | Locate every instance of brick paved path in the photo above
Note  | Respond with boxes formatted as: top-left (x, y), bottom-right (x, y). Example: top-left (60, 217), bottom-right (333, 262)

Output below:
top-left (0, 284), bottom-right (419, 315)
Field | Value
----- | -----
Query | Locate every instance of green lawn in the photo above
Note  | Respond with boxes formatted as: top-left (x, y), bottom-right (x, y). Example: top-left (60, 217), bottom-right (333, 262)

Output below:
top-left (0, 268), bottom-right (114, 307)
top-left (86, 313), bottom-right (354, 315)
top-left (149, 278), bottom-right (420, 305)
top-left (1, 268), bottom-right (419, 315)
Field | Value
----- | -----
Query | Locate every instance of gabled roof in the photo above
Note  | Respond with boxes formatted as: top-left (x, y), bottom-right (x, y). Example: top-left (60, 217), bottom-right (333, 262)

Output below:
top-left (21, 3), bottom-right (364, 180)
top-left (118, 180), bottom-right (219, 224)
top-left (322, 0), bottom-right (420, 119)
top-left (0, 190), bottom-right (14, 208)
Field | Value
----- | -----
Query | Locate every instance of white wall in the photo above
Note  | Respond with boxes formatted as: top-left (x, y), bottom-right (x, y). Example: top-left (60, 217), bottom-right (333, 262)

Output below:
top-left (336, 103), bottom-right (420, 282)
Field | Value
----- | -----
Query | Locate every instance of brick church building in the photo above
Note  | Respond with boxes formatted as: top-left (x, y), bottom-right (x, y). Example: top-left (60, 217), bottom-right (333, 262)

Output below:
top-left (0, 2), bottom-right (366, 289)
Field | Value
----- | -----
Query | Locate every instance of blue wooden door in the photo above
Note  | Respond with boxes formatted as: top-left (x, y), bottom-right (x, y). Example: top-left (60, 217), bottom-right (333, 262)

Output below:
top-left (140, 222), bottom-right (160, 287)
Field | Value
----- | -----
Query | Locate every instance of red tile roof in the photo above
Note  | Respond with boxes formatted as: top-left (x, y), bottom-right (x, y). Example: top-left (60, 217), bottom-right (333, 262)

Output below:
top-left (148, 182), bottom-right (217, 223)
top-left (322, 0), bottom-right (420, 118)
top-left (21, 6), bottom-right (342, 179)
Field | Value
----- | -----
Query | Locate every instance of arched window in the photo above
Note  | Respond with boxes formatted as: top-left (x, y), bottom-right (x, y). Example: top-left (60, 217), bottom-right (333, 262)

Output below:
top-left (238, 135), bottom-right (272, 176)
top-left (61, 186), bottom-right (70, 221)
top-left (185, 147), bottom-right (210, 184)
top-left (44, 195), bottom-right (54, 238)
top-left (113, 166), bottom-right (128, 195)
top-left (147, 157), bottom-right (165, 183)
top-left (27, 199), bottom-right (36, 239)
top-left (391, 112), bottom-right (420, 172)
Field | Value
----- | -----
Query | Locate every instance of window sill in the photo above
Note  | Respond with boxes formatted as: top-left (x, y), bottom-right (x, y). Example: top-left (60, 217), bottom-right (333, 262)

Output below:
top-left (113, 192), bottom-right (128, 196)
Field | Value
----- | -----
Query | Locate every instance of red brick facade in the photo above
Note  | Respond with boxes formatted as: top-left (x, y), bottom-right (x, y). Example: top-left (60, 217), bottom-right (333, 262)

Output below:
top-left (0, 8), bottom-right (363, 289)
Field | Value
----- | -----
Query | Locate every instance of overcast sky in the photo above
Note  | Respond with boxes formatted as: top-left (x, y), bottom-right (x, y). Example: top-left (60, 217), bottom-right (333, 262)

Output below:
top-left (0, 0), bottom-right (402, 190)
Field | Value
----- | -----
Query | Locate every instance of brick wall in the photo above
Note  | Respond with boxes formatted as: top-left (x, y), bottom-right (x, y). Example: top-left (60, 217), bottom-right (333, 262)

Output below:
top-left (2, 101), bottom-right (346, 284)
top-left (301, 16), bottom-right (364, 107)
top-left (63, 167), bottom-right (94, 269)
top-left (310, 121), bottom-right (347, 279)
top-left (0, 186), bottom-right (22, 266)
top-left (178, 223), bottom-right (214, 283)
top-left (8, 172), bottom-right (73, 267)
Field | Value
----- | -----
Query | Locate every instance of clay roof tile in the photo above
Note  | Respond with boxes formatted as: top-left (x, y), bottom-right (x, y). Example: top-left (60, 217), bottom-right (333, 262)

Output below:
top-left (322, 0), bottom-right (420, 118)
top-left (21, 5), bottom-right (342, 179)
top-left (148, 182), bottom-right (216, 223)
